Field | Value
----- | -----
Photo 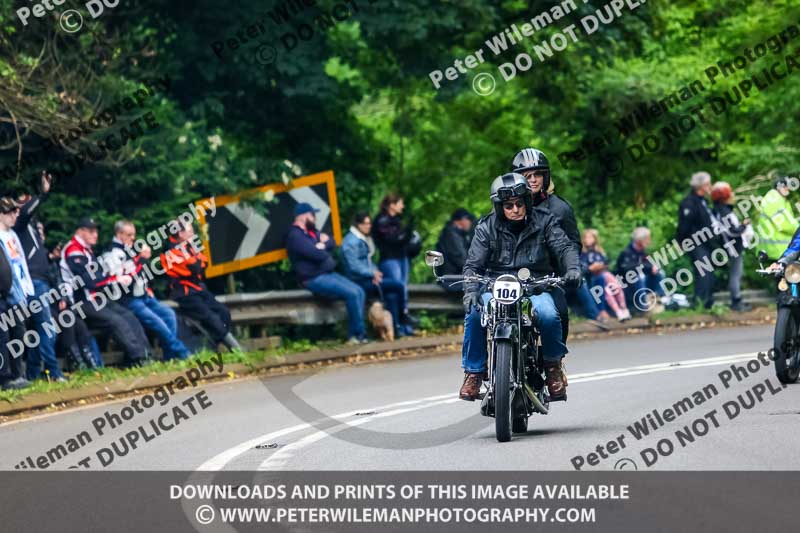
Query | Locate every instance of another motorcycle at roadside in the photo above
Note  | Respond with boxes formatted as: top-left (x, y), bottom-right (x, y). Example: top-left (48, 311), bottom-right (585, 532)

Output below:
top-left (757, 250), bottom-right (800, 384)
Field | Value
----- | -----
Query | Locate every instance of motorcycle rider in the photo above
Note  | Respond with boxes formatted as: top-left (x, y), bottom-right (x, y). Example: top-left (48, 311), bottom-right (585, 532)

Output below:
top-left (460, 173), bottom-right (582, 402)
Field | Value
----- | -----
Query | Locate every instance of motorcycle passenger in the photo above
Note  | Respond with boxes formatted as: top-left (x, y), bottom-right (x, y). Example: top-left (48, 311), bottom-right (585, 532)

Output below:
top-left (460, 173), bottom-right (582, 402)
top-left (511, 148), bottom-right (607, 336)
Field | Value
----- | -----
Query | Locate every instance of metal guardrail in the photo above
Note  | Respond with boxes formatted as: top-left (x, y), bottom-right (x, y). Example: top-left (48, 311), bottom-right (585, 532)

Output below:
top-left (193, 286), bottom-right (773, 327)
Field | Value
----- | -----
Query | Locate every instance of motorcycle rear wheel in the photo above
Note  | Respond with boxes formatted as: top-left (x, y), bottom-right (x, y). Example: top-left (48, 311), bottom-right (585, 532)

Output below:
top-left (494, 340), bottom-right (514, 442)
top-left (774, 307), bottom-right (800, 384)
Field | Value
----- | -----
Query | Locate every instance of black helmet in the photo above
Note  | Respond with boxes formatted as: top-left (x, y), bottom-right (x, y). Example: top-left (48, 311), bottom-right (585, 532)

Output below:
top-left (490, 173), bottom-right (532, 219)
top-left (512, 148), bottom-right (551, 191)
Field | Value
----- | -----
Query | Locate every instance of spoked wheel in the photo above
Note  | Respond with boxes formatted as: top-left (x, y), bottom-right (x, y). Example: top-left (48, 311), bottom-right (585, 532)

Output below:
top-left (494, 340), bottom-right (514, 442)
top-left (774, 307), bottom-right (800, 384)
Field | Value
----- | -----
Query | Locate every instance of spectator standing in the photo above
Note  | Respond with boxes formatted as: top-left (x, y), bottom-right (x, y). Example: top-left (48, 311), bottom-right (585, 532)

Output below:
top-left (581, 229), bottom-right (631, 321)
top-left (162, 221), bottom-right (241, 352)
top-left (616, 227), bottom-right (666, 311)
top-left (0, 198), bottom-right (31, 390)
top-left (13, 171), bottom-right (66, 381)
top-left (286, 203), bottom-right (367, 344)
top-left (711, 182), bottom-right (753, 312)
top-left (756, 176), bottom-right (797, 260)
top-left (103, 220), bottom-right (191, 360)
top-left (341, 212), bottom-right (411, 338)
top-left (677, 171), bottom-right (717, 309)
top-left (436, 208), bottom-right (475, 284)
top-left (38, 224), bottom-right (97, 370)
top-left (373, 194), bottom-right (417, 326)
top-left (61, 217), bottom-right (151, 367)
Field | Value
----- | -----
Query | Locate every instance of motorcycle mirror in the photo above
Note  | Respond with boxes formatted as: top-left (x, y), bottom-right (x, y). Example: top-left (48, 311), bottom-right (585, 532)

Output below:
top-left (425, 250), bottom-right (444, 267)
top-left (517, 267), bottom-right (531, 280)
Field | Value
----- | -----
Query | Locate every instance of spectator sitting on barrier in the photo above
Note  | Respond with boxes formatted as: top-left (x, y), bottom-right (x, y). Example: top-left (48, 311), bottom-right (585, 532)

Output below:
top-left (286, 203), bottom-right (368, 345)
top-left (13, 171), bottom-right (67, 382)
top-left (677, 171), bottom-right (718, 309)
top-left (436, 208), bottom-right (475, 290)
top-left (0, 197), bottom-right (32, 390)
top-left (162, 221), bottom-right (241, 352)
top-left (39, 222), bottom-right (98, 370)
top-left (711, 182), bottom-right (753, 312)
top-left (755, 175), bottom-right (798, 261)
top-left (341, 211), bottom-right (412, 338)
top-left (616, 227), bottom-right (666, 312)
top-left (373, 193), bottom-right (419, 328)
top-left (103, 220), bottom-right (191, 360)
top-left (61, 217), bottom-right (152, 367)
top-left (581, 229), bottom-right (631, 322)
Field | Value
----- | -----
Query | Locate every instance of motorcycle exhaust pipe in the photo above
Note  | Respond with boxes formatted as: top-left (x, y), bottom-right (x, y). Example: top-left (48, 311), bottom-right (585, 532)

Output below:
top-left (524, 383), bottom-right (548, 415)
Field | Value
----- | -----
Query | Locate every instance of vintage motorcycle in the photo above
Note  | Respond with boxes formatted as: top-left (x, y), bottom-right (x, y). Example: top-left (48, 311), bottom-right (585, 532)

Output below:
top-left (425, 250), bottom-right (564, 442)
top-left (757, 250), bottom-right (800, 384)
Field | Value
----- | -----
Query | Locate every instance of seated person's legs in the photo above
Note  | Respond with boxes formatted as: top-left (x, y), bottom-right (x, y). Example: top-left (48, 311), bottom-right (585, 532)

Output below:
top-left (177, 292), bottom-right (234, 349)
top-left (83, 301), bottom-right (147, 366)
top-left (645, 272), bottom-right (666, 297)
top-left (623, 277), bottom-right (646, 311)
top-left (306, 272), bottom-right (366, 341)
top-left (129, 297), bottom-right (190, 360)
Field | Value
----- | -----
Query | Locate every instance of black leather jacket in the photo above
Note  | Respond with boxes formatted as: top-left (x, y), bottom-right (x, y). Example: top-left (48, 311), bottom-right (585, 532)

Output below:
top-left (534, 193), bottom-right (581, 251)
top-left (463, 207), bottom-right (580, 299)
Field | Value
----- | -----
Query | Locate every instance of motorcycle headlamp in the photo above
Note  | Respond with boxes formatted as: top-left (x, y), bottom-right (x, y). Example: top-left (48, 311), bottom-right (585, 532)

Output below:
top-left (495, 183), bottom-right (529, 202)
top-left (785, 263), bottom-right (800, 284)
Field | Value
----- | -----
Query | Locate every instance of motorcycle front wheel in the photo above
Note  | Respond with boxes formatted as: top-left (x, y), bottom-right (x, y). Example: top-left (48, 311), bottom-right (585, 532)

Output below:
top-left (774, 307), bottom-right (800, 384)
top-left (494, 340), bottom-right (514, 442)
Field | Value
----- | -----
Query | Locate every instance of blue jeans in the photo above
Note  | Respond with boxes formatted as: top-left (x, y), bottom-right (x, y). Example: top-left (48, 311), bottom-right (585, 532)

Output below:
top-left (462, 292), bottom-right (567, 373)
top-left (566, 282), bottom-right (601, 319)
top-left (589, 274), bottom-right (608, 313)
top-left (624, 271), bottom-right (666, 309)
top-left (27, 279), bottom-right (64, 380)
top-left (355, 278), bottom-right (407, 335)
top-left (306, 272), bottom-right (366, 339)
top-left (379, 257), bottom-right (409, 313)
top-left (127, 296), bottom-right (190, 360)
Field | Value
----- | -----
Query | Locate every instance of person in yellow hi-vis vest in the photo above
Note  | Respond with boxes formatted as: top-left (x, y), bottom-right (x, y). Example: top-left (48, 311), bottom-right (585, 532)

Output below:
top-left (756, 177), bottom-right (797, 259)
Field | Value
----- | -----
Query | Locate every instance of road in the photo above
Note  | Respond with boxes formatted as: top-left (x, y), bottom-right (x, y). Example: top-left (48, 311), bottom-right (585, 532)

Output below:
top-left (1, 323), bottom-right (799, 471)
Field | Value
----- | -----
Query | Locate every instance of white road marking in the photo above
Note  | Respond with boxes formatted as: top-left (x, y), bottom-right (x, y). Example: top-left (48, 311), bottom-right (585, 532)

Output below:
top-left (198, 351), bottom-right (762, 471)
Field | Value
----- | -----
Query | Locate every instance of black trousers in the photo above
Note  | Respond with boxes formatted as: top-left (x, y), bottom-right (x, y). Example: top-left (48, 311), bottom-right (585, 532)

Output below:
top-left (81, 298), bottom-right (148, 364)
top-left (0, 299), bottom-right (26, 382)
top-left (688, 246), bottom-right (716, 309)
top-left (53, 304), bottom-right (93, 357)
top-left (176, 291), bottom-right (231, 343)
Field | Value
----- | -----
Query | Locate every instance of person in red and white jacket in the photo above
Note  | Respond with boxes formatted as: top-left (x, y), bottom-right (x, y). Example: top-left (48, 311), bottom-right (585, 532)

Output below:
top-left (60, 217), bottom-right (150, 367)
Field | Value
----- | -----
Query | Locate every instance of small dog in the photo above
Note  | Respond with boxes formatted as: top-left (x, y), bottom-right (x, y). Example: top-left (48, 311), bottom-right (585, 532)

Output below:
top-left (368, 301), bottom-right (394, 342)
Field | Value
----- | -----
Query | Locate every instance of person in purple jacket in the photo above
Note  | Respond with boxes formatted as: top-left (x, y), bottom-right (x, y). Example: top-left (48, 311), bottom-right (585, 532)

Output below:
top-left (285, 203), bottom-right (368, 344)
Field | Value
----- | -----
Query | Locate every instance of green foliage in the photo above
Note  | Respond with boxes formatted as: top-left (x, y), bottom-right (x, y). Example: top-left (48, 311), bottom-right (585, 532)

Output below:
top-left (2, 0), bottom-right (800, 293)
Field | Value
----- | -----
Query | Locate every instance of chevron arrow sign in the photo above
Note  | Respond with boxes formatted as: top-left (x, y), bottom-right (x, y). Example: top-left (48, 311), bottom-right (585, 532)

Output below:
top-left (195, 170), bottom-right (341, 277)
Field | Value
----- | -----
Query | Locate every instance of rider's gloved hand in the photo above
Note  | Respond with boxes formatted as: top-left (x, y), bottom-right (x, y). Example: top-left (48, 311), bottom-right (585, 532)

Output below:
top-left (463, 292), bottom-right (481, 314)
top-left (564, 269), bottom-right (583, 289)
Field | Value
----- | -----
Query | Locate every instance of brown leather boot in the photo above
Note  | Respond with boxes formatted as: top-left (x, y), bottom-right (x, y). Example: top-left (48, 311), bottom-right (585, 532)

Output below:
top-left (459, 372), bottom-right (482, 401)
top-left (544, 360), bottom-right (567, 400)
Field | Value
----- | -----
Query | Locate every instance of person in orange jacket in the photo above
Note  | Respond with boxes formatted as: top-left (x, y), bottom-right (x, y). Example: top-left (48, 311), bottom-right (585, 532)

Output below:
top-left (161, 221), bottom-right (241, 352)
